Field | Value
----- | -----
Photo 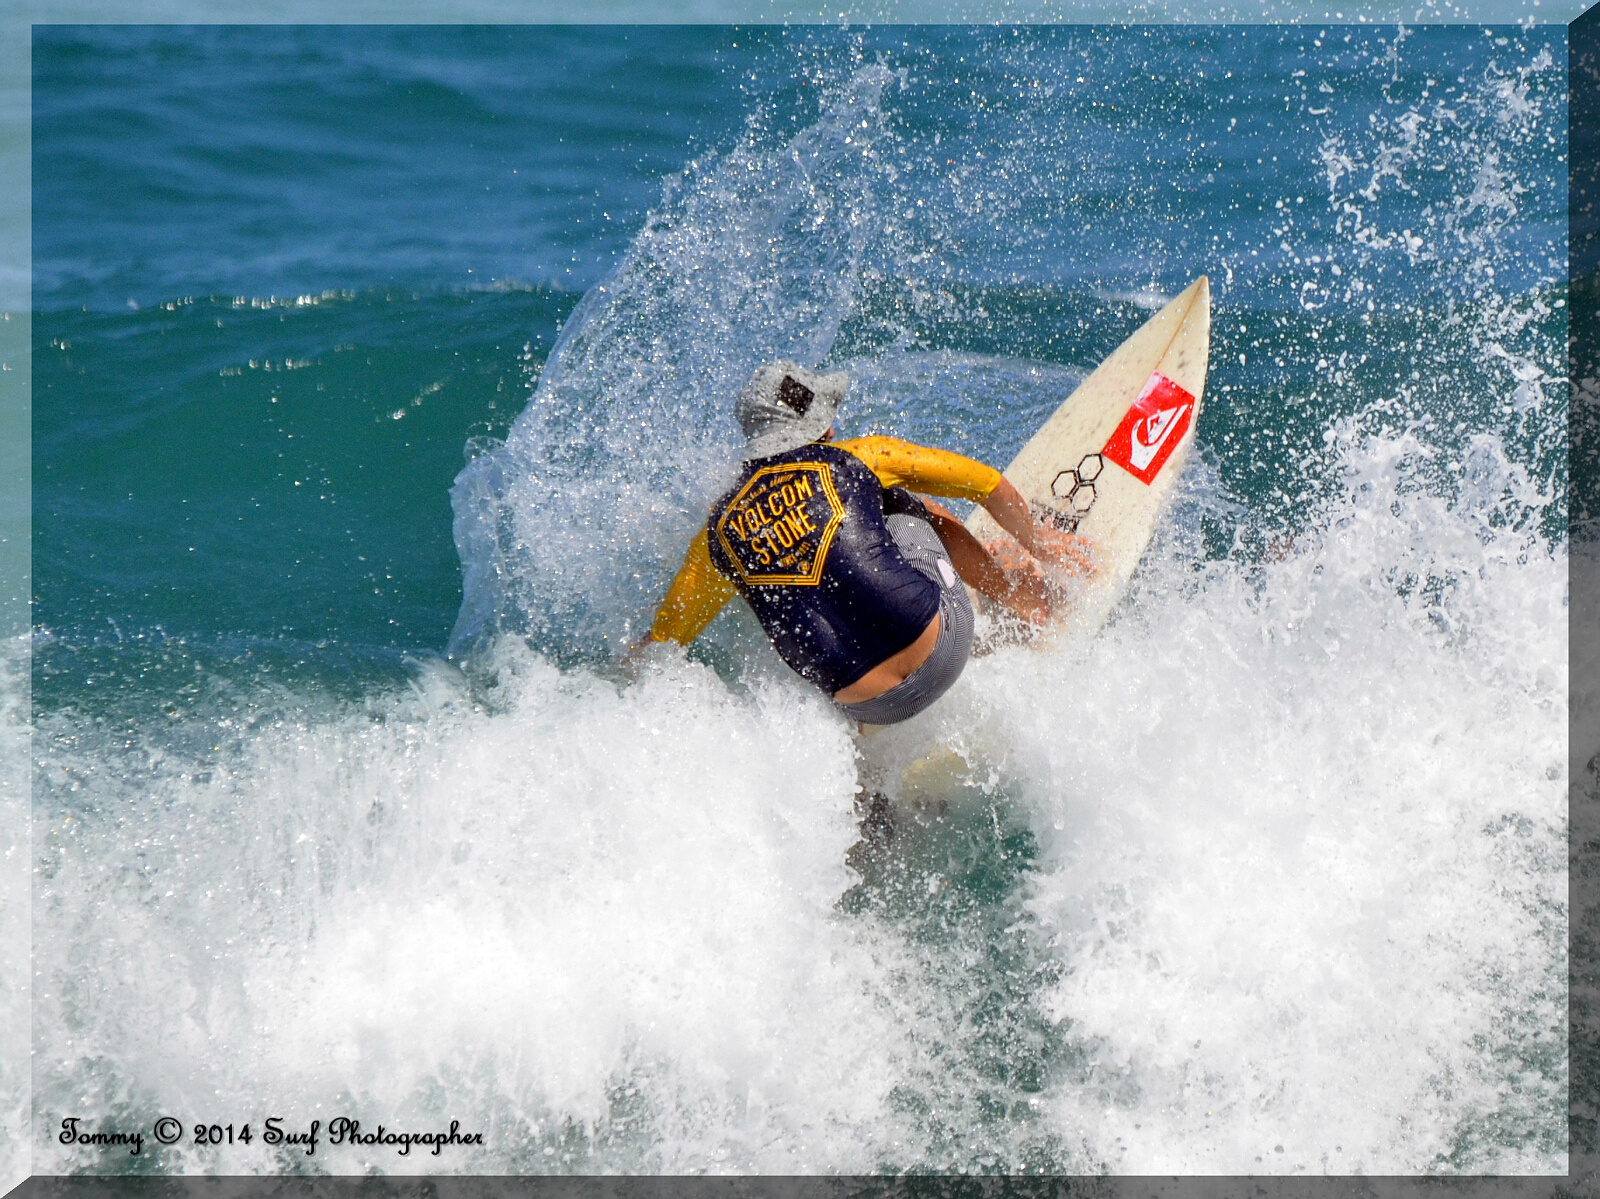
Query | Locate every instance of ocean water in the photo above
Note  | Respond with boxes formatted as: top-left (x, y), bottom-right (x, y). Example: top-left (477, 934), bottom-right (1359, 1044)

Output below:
top-left (25, 23), bottom-right (1567, 1176)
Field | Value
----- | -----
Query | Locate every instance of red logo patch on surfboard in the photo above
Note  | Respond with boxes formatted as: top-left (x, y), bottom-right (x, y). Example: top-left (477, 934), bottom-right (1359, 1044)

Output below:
top-left (1102, 371), bottom-right (1196, 485)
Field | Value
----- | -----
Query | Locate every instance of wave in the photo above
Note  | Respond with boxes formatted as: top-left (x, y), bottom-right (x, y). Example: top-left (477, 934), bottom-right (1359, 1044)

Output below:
top-left (25, 29), bottom-right (1568, 1177)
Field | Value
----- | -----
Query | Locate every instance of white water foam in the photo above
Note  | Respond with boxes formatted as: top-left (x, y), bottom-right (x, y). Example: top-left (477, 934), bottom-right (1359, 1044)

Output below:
top-left (33, 652), bottom-right (894, 1173)
top-left (0, 634), bottom-right (30, 1191)
top-left (860, 427), bottom-right (1566, 1174)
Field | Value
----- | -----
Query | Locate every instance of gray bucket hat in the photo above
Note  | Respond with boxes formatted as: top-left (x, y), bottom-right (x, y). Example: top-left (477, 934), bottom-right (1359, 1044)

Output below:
top-left (734, 360), bottom-right (850, 461)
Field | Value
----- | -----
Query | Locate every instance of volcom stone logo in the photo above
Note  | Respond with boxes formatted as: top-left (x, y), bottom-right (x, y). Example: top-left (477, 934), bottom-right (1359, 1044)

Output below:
top-left (714, 462), bottom-right (844, 586)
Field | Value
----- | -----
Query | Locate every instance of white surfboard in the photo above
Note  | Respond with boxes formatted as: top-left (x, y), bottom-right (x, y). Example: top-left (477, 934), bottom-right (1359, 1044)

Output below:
top-left (965, 275), bottom-right (1211, 636)
top-left (881, 279), bottom-right (1210, 812)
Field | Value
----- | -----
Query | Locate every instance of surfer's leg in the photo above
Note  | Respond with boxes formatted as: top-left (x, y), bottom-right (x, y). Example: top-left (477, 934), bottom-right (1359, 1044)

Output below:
top-left (918, 498), bottom-right (1051, 623)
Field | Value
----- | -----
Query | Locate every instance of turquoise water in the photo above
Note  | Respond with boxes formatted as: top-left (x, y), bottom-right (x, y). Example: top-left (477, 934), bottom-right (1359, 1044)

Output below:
top-left (28, 25), bottom-right (1567, 1175)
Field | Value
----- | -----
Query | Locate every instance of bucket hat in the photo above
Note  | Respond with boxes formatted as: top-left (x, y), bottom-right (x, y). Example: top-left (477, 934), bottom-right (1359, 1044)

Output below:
top-left (734, 360), bottom-right (850, 460)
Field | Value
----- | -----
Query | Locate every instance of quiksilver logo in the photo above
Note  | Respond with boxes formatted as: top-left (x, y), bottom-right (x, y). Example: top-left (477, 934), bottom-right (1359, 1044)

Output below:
top-left (1102, 371), bottom-right (1197, 485)
top-left (1129, 404), bottom-right (1190, 471)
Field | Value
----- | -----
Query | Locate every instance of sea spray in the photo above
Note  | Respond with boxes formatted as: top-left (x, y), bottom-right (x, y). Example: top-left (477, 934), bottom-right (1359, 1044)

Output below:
top-left (449, 64), bottom-right (902, 662)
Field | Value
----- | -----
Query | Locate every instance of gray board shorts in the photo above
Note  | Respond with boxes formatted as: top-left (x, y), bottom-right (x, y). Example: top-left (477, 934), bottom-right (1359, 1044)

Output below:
top-left (835, 513), bottom-right (975, 726)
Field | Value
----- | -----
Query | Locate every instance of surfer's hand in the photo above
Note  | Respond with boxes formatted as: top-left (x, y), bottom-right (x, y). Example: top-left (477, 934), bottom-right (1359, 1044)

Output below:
top-left (977, 538), bottom-right (1052, 625)
top-left (1003, 571), bottom-right (1052, 625)
top-left (1028, 524), bottom-right (1095, 576)
top-left (620, 635), bottom-right (668, 679)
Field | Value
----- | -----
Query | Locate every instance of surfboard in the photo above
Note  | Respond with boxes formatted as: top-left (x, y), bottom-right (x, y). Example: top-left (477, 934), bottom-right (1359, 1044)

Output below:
top-left (964, 275), bottom-right (1211, 637)
top-left (878, 279), bottom-right (1210, 814)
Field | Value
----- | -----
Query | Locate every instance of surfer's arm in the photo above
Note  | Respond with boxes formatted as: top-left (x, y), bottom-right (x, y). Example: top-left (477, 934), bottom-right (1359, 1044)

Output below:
top-left (833, 436), bottom-right (1003, 503)
top-left (978, 478), bottom-right (1094, 575)
top-left (644, 529), bottom-right (737, 647)
top-left (835, 435), bottom-right (1082, 565)
top-left (980, 477), bottom-right (1050, 556)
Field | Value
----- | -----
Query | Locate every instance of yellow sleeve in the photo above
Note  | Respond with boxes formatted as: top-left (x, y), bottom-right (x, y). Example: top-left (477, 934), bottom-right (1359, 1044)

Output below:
top-left (648, 529), bottom-right (738, 645)
top-left (833, 435), bottom-right (1003, 503)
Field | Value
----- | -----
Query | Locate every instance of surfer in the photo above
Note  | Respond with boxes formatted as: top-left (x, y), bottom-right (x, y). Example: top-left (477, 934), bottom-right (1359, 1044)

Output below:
top-left (632, 361), bottom-right (1089, 725)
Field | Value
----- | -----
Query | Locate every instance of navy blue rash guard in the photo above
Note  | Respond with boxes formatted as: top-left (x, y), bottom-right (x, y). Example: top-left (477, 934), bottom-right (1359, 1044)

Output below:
top-left (703, 443), bottom-right (941, 694)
